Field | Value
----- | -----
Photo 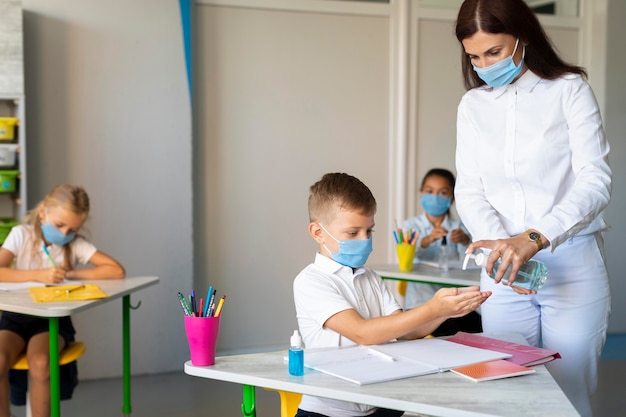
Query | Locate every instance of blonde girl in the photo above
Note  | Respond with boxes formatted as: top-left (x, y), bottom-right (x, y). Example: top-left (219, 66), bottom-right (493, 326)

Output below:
top-left (0, 184), bottom-right (125, 417)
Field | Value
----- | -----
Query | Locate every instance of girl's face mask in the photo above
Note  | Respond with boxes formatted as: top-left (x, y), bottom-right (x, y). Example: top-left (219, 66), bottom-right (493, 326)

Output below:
top-left (318, 223), bottom-right (373, 268)
top-left (421, 194), bottom-right (452, 217)
top-left (42, 209), bottom-right (78, 246)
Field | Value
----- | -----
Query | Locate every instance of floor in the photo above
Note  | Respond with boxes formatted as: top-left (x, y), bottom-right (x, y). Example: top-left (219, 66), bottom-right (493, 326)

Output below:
top-left (9, 343), bottom-right (626, 417)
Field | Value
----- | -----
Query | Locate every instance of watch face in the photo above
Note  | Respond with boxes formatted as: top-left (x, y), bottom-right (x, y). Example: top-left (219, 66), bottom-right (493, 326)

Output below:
top-left (529, 232), bottom-right (540, 241)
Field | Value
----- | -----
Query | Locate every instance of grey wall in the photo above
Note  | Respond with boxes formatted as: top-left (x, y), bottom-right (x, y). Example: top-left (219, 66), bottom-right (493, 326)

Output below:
top-left (22, 0), bottom-right (192, 378)
top-left (14, 0), bottom-right (626, 382)
top-left (603, 0), bottom-right (626, 331)
top-left (194, 5), bottom-right (391, 354)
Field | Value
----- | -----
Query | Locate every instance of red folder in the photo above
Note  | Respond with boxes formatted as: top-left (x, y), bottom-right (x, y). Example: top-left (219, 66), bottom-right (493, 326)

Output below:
top-left (447, 332), bottom-right (561, 367)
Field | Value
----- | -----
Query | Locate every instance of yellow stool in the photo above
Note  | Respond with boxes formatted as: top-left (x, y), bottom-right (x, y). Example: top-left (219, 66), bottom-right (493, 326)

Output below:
top-left (265, 388), bottom-right (302, 417)
top-left (11, 341), bottom-right (86, 417)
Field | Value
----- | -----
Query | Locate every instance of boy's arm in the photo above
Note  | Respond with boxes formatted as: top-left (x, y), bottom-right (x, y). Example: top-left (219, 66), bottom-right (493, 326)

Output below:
top-left (324, 286), bottom-right (490, 345)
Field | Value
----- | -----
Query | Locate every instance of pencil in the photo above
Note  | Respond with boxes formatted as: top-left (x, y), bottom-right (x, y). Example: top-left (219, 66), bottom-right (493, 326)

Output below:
top-left (213, 295), bottom-right (226, 317)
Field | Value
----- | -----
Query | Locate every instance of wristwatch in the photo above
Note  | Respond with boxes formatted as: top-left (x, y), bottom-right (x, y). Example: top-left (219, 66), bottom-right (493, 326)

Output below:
top-left (527, 230), bottom-right (543, 251)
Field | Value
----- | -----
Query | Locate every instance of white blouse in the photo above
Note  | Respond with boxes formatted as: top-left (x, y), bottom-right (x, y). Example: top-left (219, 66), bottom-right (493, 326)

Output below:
top-left (455, 70), bottom-right (611, 250)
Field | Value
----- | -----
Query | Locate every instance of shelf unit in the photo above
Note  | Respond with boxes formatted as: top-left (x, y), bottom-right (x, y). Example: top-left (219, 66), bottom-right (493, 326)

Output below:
top-left (0, 0), bottom-right (26, 238)
top-left (0, 95), bottom-right (26, 220)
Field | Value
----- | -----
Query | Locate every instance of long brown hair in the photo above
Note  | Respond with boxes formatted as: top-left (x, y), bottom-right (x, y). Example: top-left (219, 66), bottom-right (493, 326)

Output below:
top-left (23, 184), bottom-right (90, 269)
top-left (455, 0), bottom-right (586, 90)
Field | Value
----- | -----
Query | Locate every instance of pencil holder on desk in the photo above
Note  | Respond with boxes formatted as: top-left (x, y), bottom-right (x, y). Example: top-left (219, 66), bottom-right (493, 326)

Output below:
top-left (396, 243), bottom-right (416, 272)
top-left (184, 316), bottom-right (221, 366)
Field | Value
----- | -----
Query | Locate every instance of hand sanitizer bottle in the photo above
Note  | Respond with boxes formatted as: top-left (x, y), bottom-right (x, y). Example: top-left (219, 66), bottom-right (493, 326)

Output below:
top-left (462, 251), bottom-right (548, 291)
top-left (438, 236), bottom-right (449, 272)
top-left (289, 330), bottom-right (304, 376)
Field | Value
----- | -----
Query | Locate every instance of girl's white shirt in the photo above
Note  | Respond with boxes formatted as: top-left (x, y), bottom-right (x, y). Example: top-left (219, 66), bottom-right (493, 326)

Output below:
top-left (455, 70), bottom-right (611, 250)
top-left (2, 224), bottom-right (97, 270)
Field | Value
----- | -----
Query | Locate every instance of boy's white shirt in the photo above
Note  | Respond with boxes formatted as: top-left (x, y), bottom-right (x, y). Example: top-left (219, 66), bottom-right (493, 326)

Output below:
top-left (293, 252), bottom-right (401, 416)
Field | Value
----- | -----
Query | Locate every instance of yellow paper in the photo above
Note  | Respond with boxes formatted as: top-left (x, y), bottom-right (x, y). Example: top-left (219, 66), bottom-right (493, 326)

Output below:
top-left (28, 284), bottom-right (108, 303)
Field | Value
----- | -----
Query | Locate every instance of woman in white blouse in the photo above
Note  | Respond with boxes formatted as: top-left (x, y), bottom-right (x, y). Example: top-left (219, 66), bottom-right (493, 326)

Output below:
top-left (453, 1), bottom-right (611, 416)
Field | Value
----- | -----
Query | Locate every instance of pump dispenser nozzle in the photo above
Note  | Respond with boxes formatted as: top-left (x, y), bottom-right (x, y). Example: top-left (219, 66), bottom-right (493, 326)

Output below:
top-left (462, 252), bottom-right (486, 270)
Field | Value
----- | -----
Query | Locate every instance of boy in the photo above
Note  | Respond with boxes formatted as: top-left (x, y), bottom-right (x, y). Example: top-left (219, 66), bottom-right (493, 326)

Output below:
top-left (293, 173), bottom-right (491, 417)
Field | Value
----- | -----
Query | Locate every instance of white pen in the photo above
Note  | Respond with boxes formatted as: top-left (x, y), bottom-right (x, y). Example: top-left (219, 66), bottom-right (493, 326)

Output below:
top-left (365, 347), bottom-right (396, 362)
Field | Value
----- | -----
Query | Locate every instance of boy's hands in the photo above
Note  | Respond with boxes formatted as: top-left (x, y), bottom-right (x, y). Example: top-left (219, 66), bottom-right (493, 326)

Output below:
top-left (429, 286), bottom-right (491, 319)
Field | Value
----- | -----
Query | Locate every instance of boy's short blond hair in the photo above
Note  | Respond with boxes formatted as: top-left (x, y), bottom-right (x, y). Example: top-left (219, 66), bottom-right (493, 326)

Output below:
top-left (308, 173), bottom-right (377, 223)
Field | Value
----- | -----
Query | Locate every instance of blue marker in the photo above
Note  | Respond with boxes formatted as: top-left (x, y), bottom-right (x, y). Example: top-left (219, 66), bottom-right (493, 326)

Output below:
top-left (203, 286), bottom-right (213, 317)
top-left (42, 244), bottom-right (57, 268)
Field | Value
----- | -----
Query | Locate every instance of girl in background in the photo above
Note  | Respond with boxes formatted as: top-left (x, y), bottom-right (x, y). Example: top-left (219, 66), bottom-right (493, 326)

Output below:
top-left (402, 168), bottom-right (480, 336)
top-left (0, 184), bottom-right (125, 417)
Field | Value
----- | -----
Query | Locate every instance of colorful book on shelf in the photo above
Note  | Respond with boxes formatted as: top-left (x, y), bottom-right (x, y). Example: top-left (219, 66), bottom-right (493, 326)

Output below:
top-left (303, 338), bottom-right (511, 385)
top-left (447, 332), bottom-right (561, 367)
top-left (451, 359), bottom-right (535, 382)
top-left (28, 284), bottom-right (108, 303)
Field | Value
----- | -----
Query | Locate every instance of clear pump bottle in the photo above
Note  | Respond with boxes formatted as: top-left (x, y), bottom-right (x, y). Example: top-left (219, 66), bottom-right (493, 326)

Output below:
top-left (438, 236), bottom-right (450, 272)
top-left (463, 251), bottom-right (548, 291)
top-left (288, 330), bottom-right (304, 376)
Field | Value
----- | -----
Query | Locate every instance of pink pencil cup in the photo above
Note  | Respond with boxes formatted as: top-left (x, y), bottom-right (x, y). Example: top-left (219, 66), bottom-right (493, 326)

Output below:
top-left (184, 315), bottom-right (221, 366)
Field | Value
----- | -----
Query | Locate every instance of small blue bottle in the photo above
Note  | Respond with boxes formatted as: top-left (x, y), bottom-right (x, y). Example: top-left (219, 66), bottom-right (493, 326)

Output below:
top-left (289, 330), bottom-right (304, 376)
top-left (463, 251), bottom-right (548, 291)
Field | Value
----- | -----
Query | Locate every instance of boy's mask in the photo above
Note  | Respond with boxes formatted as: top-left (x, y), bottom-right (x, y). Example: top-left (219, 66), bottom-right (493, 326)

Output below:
top-left (318, 223), bottom-right (372, 268)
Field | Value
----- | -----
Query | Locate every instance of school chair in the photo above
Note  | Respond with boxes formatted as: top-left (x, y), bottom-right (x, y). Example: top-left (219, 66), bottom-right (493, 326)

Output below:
top-left (11, 341), bottom-right (86, 417)
top-left (397, 281), bottom-right (408, 297)
top-left (264, 388), bottom-right (302, 417)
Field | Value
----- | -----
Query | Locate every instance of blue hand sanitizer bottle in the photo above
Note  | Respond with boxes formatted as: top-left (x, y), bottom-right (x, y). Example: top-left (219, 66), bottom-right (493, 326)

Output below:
top-left (463, 250), bottom-right (548, 291)
top-left (289, 330), bottom-right (304, 376)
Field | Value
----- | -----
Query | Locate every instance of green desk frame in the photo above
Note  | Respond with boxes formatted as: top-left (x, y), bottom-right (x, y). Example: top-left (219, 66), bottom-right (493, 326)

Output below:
top-left (47, 294), bottom-right (138, 417)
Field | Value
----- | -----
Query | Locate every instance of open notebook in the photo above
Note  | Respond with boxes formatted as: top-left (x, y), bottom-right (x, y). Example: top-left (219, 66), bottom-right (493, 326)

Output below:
top-left (303, 338), bottom-right (511, 385)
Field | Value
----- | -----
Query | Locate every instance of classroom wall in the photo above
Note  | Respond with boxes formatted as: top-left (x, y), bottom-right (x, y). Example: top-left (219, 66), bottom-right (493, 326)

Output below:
top-left (14, 0), bottom-right (626, 382)
top-left (22, 0), bottom-right (193, 378)
top-left (194, 3), bottom-right (391, 354)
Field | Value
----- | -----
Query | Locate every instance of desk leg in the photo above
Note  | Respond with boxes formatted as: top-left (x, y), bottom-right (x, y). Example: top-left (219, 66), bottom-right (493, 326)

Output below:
top-left (122, 295), bottom-right (132, 416)
top-left (49, 317), bottom-right (61, 417)
top-left (241, 384), bottom-right (256, 417)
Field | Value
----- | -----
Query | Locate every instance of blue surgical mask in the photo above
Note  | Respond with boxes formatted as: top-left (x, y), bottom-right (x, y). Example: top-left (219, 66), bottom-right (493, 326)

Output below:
top-left (319, 223), bottom-right (373, 268)
top-left (472, 39), bottom-right (525, 87)
top-left (42, 222), bottom-right (76, 246)
top-left (421, 194), bottom-right (451, 217)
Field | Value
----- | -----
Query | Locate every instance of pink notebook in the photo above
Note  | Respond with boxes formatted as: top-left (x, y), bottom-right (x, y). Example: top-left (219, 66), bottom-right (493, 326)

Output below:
top-left (447, 332), bottom-right (561, 367)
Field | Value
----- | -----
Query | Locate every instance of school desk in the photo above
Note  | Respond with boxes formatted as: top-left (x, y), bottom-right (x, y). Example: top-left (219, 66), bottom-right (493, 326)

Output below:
top-left (184, 335), bottom-right (579, 417)
top-left (0, 276), bottom-right (159, 417)
top-left (371, 263), bottom-right (481, 287)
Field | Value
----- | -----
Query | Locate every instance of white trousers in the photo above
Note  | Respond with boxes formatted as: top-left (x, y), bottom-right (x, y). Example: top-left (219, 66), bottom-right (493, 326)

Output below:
top-left (480, 233), bottom-right (610, 417)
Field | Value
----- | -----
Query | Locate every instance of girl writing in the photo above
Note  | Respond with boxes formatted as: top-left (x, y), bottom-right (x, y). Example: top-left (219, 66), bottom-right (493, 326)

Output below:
top-left (0, 184), bottom-right (125, 417)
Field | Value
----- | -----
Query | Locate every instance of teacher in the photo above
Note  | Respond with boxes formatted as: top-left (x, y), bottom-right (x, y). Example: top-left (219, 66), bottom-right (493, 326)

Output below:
top-left (453, 1), bottom-right (611, 416)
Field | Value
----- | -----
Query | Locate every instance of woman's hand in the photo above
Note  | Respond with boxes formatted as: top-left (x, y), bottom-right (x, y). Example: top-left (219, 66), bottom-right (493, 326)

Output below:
top-left (466, 233), bottom-right (543, 294)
